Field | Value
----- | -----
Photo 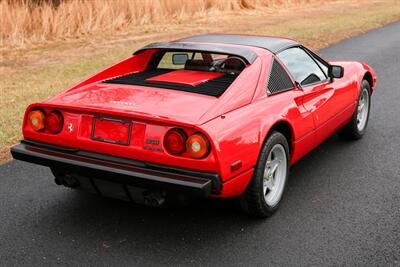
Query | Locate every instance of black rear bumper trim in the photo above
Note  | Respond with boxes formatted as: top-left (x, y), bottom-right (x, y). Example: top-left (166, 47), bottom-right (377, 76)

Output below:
top-left (11, 140), bottom-right (221, 197)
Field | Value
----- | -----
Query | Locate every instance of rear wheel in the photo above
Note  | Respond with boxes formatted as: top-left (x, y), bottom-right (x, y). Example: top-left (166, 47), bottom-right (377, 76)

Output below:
top-left (338, 80), bottom-right (371, 140)
top-left (239, 131), bottom-right (289, 218)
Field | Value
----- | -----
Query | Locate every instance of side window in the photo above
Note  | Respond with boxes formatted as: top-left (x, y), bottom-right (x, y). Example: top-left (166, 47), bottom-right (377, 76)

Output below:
top-left (267, 58), bottom-right (295, 95)
top-left (309, 52), bottom-right (328, 77)
top-left (277, 47), bottom-right (326, 86)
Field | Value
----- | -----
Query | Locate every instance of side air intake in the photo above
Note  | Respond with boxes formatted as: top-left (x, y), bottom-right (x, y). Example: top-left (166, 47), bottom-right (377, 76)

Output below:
top-left (267, 59), bottom-right (294, 95)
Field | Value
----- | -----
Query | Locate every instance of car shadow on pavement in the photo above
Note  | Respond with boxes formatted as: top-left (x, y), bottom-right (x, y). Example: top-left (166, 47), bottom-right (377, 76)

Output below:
top-left (2, 133), bottom-right (365, 260)
top-left (35, 136), bottom-right (355, 234)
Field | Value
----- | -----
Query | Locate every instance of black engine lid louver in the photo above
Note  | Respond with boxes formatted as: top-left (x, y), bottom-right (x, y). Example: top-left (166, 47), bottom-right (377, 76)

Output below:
top-left (103, 69), bottom-right (237, 97)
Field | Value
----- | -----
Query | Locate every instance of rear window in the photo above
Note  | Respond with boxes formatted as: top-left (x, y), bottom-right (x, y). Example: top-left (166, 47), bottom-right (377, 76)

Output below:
top-left (158, 52), bottom-right (192, 69)
top-left (157, 51), bottom-right (229, 70)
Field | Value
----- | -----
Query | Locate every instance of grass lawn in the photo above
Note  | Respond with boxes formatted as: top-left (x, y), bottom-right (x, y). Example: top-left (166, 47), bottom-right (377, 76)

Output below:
top-left (1, 0), bottom-right (399, 162)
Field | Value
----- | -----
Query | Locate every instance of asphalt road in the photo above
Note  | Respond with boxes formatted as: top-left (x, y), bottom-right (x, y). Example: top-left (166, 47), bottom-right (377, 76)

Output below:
top-left (1, 22), bottom-right (399, 266)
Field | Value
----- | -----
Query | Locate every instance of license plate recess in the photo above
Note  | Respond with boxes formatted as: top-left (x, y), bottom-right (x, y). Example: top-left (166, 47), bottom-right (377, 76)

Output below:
top-left (91, 116), bottom-right (132, 145)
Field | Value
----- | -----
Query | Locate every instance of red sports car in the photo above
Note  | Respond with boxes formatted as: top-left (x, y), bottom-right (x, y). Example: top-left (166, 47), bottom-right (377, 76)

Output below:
top-left (11, 34), bottom-right (376, 217)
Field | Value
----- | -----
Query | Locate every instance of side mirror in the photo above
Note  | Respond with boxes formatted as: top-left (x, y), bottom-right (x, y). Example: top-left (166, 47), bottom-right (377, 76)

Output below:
top-left (172, 53), bottom-right (189, 65)
top-left (328, 65), bottom-right (344, 81)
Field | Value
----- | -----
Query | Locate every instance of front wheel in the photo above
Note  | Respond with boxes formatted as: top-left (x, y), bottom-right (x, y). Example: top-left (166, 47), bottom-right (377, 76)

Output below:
top-left (239, 131), bottom-right (290, 218)
top-left (338, 80), bottom-right (371, 140)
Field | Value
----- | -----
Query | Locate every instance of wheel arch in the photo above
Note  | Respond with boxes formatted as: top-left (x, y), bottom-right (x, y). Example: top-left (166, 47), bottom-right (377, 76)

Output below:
top-left (362, 71), bottom-right (374, 93)
top-left (262, 120), bottom-right (294, 156)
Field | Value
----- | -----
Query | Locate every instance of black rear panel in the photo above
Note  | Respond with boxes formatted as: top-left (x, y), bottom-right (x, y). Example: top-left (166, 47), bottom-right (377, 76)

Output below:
top-left (103, 69), bottom-right (237, 97)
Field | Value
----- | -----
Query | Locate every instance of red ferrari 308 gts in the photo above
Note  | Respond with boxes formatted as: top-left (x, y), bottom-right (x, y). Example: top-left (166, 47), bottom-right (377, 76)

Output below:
top-left (11, 34), bottom-right (376, 217)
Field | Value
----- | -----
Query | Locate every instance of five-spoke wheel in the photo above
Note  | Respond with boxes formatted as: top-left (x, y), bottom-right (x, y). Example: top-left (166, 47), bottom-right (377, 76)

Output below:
top-left (339, 79), bottom-right (371, 140)
top-left (240, 131), bottom-right (289, 218)
top-left (263, 144), bottom-right (287, 207)
top-left (357, 87), bottom-right (370, 132)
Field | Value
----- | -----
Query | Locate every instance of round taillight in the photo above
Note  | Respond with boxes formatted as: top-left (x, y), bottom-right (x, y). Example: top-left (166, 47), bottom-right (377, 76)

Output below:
top-left (164, 128), bottom-right (187, 155)
top-left (186, 133), bottom-right (210, 159)
top-left (28, 110), bottom-right (45, 131)
top-left (45, 111), bottom-right (64, 134)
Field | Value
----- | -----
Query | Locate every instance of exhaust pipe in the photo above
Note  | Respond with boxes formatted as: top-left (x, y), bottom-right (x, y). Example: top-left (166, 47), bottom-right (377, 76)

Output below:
top-left (54, 174), bottom-right (79, 188)
top-left (143, 192), bottom-right (166, 207)
top-left (54, 177), bottom-right (63, 185)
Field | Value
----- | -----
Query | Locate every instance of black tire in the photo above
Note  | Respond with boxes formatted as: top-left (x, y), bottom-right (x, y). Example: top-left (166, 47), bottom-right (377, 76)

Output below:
top-left (338, 80), bottom-right (371, 140)
top-left (239, 131), bottom-right (290, 218)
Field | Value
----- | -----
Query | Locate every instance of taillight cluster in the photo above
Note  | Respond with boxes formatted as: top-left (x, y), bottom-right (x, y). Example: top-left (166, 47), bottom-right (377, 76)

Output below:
top-left (27, 109), bottom-right (64, 134)
top-left (164, 128), bottom-right (211, 159)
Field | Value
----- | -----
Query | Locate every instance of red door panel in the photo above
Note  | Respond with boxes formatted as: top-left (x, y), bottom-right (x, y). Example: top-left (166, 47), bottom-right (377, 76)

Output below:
top-left (302, 79), bottom-right (354, 145)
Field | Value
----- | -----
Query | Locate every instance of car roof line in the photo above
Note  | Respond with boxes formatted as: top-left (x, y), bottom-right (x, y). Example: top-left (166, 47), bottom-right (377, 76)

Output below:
top-left (176, 34), bottom-right (299, 54)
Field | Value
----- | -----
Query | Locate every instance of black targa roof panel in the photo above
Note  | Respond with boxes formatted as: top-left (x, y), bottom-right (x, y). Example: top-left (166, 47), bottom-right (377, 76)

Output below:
top-left (177, 34), bottom-right (299, 54)
top-left (133, 42), bottom-right (258, 63)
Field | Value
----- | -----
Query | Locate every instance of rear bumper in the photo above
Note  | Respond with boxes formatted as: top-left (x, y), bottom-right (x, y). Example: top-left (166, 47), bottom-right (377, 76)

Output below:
top-left (11, 140), bottom-right (221, 198)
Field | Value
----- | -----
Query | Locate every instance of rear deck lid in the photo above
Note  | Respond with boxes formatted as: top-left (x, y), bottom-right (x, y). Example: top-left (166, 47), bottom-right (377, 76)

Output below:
top-left (46, 82), bottom-right (218, 125)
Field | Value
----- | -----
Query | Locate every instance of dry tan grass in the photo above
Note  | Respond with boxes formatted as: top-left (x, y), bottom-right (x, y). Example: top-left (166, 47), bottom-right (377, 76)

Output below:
top-left (1, 0), bottom-right (324, 47)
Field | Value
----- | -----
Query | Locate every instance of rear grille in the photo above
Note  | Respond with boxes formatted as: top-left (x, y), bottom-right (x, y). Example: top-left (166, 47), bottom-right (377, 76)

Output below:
top-left (103, 69), bottom-right (237, 97)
